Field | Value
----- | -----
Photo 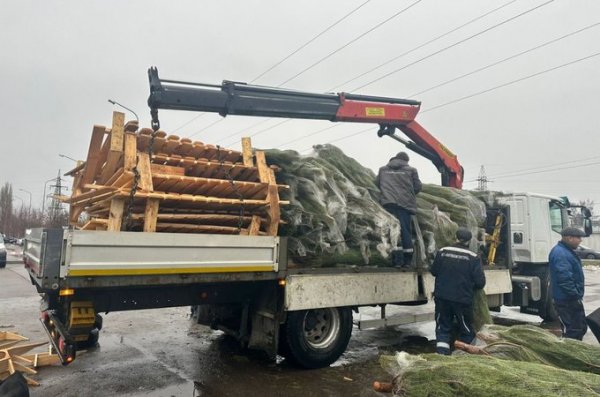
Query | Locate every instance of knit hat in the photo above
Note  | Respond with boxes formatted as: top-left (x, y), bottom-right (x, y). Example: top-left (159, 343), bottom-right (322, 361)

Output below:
top-left (395, 152), bottom-right (409, 162)
top-left (456, 227), bottom-right (472, 242)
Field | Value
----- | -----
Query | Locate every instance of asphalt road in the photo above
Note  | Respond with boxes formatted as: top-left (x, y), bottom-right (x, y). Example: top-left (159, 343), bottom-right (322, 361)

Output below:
top-left (0, 250), bottom-right (598, 396)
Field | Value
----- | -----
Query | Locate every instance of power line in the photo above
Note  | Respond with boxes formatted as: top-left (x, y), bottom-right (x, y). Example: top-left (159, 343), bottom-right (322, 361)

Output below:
top-left (250, 0), bottom-right (373, 83)
top-left (410, 21), bottom-right (600, 97)
top-left (330, 0), bottom-right (518, 90)
top-left (279, 0), bottom-right (423, 86)
top-left (174, 1), bottom-right (374, 139)
top-left (353, 0), bottom-right (555, 91)
top-left (489, 160), bottom-right (600, 180)
top-left (468, 155), bottom-right (600, 182)
top-left (276, 124), bottom-right (341, 149)
top-left (188, 118), bottom-right (224, 139)
top-left (171, 113), bottom-right (207, 133)
top-left (303, 50), bottom-right (600, 149)
top-left (222, 119), bottom-right (292, 147)
top-left (421, 50), bottom-right (600, 114)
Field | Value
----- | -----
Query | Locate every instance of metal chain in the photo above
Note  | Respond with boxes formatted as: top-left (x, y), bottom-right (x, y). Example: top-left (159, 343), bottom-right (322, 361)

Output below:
top-left (216, 145), bottom-right (245, 231)
top-left (121, 109), bottom-right (160, 231)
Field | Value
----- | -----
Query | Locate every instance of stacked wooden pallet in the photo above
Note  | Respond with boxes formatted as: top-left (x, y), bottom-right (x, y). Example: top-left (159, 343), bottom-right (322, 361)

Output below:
top-left (0, 331), bottom-right (59, 386)
top-left (64, 111), bottom-right (288, 236)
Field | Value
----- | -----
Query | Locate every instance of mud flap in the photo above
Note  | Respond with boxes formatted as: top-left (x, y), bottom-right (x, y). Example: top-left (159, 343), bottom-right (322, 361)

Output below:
top-left (248, 285), bottom-right (281, 360)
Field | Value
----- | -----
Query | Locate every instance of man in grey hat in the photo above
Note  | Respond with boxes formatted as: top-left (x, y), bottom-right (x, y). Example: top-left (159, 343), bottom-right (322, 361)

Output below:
top-left (430, 227), bottom-right (486, 354)
top-left (376, 151), bottom-right (422, 267)
top-left (549, 227), bottom-right (588, 340)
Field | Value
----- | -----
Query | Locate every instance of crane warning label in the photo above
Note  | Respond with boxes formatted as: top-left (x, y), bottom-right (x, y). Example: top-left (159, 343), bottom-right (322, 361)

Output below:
top-left (365, 107), bottom-right (385, 117)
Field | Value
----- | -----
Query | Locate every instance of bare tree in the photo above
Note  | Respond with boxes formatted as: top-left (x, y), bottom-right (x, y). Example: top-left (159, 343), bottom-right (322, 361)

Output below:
top-left (0, 182), bottom-right (13, 234)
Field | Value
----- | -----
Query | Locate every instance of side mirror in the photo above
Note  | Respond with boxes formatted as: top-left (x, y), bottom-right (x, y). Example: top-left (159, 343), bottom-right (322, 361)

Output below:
top-left (582, 207), bottom-right (592, 218)
top-left (584, 219), bottom-right (592, 237)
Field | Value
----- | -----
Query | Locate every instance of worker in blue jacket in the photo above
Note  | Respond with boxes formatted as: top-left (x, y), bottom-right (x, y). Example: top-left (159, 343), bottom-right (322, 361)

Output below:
top-left (548, 227), bottom-right (588, 340)
top-left (430, 227), bottom-right (486, 355)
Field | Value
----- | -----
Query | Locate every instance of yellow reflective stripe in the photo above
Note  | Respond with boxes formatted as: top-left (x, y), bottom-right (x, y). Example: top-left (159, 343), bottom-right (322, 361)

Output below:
top-left (68, 265), bottom-right (275, 276)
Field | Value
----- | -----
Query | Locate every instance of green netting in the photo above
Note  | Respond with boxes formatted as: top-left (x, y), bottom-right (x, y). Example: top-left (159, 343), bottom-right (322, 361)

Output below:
top-left (478, 324), bottom-right (600, 374)
top-left (380, 352), bottom-right (600, 397)
top-left (265, 145), bottom-right (491, 267)
top-left (472, 289), bottom-right (492, 332)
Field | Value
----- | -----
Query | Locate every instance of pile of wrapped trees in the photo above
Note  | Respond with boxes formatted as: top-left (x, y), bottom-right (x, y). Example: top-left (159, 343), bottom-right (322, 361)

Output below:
top-left (64, 112), bottom-right (287, 236)
top-left (265, 145), bottom-right (489, 267)
top-left (65, 113), bottom-right (496, 268)
top-left (378, 325), bottom-right (600, 396)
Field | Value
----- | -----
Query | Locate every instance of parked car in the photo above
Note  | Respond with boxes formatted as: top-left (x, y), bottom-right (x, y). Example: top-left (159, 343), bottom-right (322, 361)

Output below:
top-left (575, 244), bottom-right (600, 260)
top-left (0, 236), bottom-right (6, 268)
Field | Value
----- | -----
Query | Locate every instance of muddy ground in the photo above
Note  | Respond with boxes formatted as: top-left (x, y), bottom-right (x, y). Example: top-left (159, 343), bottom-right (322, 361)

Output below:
top-left (1, 247), bottom-right (598, 397)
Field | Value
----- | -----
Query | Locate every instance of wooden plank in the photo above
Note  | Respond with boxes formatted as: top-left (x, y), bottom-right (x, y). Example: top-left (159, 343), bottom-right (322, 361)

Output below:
top-left (254, 151), bottom-right (270, 183)
top-left (80, 125), bottom-right (107, 189)
top-left (241, 137), bottom-right (253, 167)
top-left (64, 161), bottom-right (86, 177)
top-left (137, 152), bottom-right (154, 191)
top-left (123, 132), bottom-right (138, 172)
top-left (150, 164), bottom-right (185, 176)
top-left (248, 215), bottom-right (262, 236)
top-left (107, 198), bottom-right (125, 231)
top-left (99, 112), bottom-right (125, 183)
top-left (143, 199), bottom-right (160, 232)
top-left (266, 168), bottom-right (281, 236)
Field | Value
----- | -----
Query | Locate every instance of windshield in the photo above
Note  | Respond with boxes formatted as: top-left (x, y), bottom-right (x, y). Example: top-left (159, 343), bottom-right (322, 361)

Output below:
top-left (549, 201), bottom-right (565, 234)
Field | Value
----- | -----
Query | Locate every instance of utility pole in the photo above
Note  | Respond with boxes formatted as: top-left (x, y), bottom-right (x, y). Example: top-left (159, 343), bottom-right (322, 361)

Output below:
top-left (47, 170), bottom-right (68, 227)
top-left (476, 165), bottom-right (489, 191)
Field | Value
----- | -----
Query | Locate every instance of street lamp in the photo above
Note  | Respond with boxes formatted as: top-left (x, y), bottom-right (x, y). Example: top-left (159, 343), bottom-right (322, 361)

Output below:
top-left (59, 154), bottom-right (78, 162)
top-left (18, 188), bottom-right (32, 209)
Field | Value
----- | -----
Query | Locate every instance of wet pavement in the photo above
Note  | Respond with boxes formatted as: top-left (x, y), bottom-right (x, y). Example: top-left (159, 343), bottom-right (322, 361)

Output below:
top-left (0, 252), bottom-right (598, 397)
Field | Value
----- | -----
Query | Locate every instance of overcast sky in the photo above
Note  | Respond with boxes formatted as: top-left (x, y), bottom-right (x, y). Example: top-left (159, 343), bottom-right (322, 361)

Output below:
top-left (2, 0), bottom-right (599, 212)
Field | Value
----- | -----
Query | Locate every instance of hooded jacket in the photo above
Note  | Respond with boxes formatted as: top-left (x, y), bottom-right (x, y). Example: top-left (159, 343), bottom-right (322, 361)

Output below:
top-left (376, 157), bottom-right (422, 214)
top-left (549, 240), bottom-right (585, 302)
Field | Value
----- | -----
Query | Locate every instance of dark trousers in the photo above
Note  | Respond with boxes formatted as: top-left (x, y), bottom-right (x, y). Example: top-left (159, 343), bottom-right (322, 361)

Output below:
top-left (555, 299), bottom-right (588, 340)
top-left (384, 204), bottom-right (414, 253)
top-left (435, 298), bottom-right (475, 354)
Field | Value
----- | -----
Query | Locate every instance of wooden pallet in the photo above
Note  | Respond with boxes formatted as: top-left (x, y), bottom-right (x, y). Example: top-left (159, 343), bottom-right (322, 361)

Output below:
top-left (65, 114), bottom-right (287, 236)
top-left (0, 331), bottom-right (59, 387)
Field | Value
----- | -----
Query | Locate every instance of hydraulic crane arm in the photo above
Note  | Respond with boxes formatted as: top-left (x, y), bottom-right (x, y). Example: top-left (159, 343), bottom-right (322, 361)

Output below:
top-left (147, 67), bottom-right (464, 188)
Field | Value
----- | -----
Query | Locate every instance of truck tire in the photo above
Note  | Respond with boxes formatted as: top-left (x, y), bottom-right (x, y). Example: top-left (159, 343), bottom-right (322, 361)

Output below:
top-left (281, 307), bottom-right (352, 369)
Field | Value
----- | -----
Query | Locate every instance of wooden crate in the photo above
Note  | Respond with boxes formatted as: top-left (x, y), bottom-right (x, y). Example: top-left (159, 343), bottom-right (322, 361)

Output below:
top-left (64, 112), bottom-right (287, 236)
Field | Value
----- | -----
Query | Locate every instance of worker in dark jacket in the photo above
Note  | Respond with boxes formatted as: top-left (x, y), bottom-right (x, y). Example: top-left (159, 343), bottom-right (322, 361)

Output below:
top-left (549, 227), bottom-right (587, 340)
top-left (376, 152), bottom-right (422, 267)
top-left (430, 227), bottom-right (486, 355)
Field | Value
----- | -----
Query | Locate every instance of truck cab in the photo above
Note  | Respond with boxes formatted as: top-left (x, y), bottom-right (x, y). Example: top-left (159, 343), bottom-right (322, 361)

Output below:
top-left (499, 193), bottom-right (591, 320)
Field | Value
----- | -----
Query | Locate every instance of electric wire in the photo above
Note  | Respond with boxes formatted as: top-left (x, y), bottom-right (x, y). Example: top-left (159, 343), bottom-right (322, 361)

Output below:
top-left (421, 50), bottom-right (600, 114)
top-left (250, 0), bottom-right (373, 83)
top-left (173, 1), bottom-right (373, 137)
top-left (252, 0), bottom-right (555, 149)
top-left (279, 0), bottom-right (423, 86)
top-left (299, 50), bottom-right (600, 151)
top-left (352, 0), bottom-right (555, 91)
top-left (222, 119), bottom-right (292, 147)
top-left (488, 160), bottom-right (600, 180)
top-left (188, 118), bottom-right (224, 139)
top-left (330, 0), bottom-right (518, 90)
top-left (466, 155), bottom-right (600, 182)
top-left (171, 113), bottom-right (207, 133)
top-left (410, 21), bottom-right (600, 97)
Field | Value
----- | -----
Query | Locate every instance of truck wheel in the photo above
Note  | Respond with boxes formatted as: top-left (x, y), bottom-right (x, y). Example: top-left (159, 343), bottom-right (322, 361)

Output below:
top-left (281, 307), bottom-right (352, 369)
top-left (77, 328), bottom-right (99, 349)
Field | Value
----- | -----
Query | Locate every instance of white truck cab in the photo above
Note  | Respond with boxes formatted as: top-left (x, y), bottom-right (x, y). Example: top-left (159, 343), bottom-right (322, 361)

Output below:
top-left (498, 193), bottom-right (591, 320)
